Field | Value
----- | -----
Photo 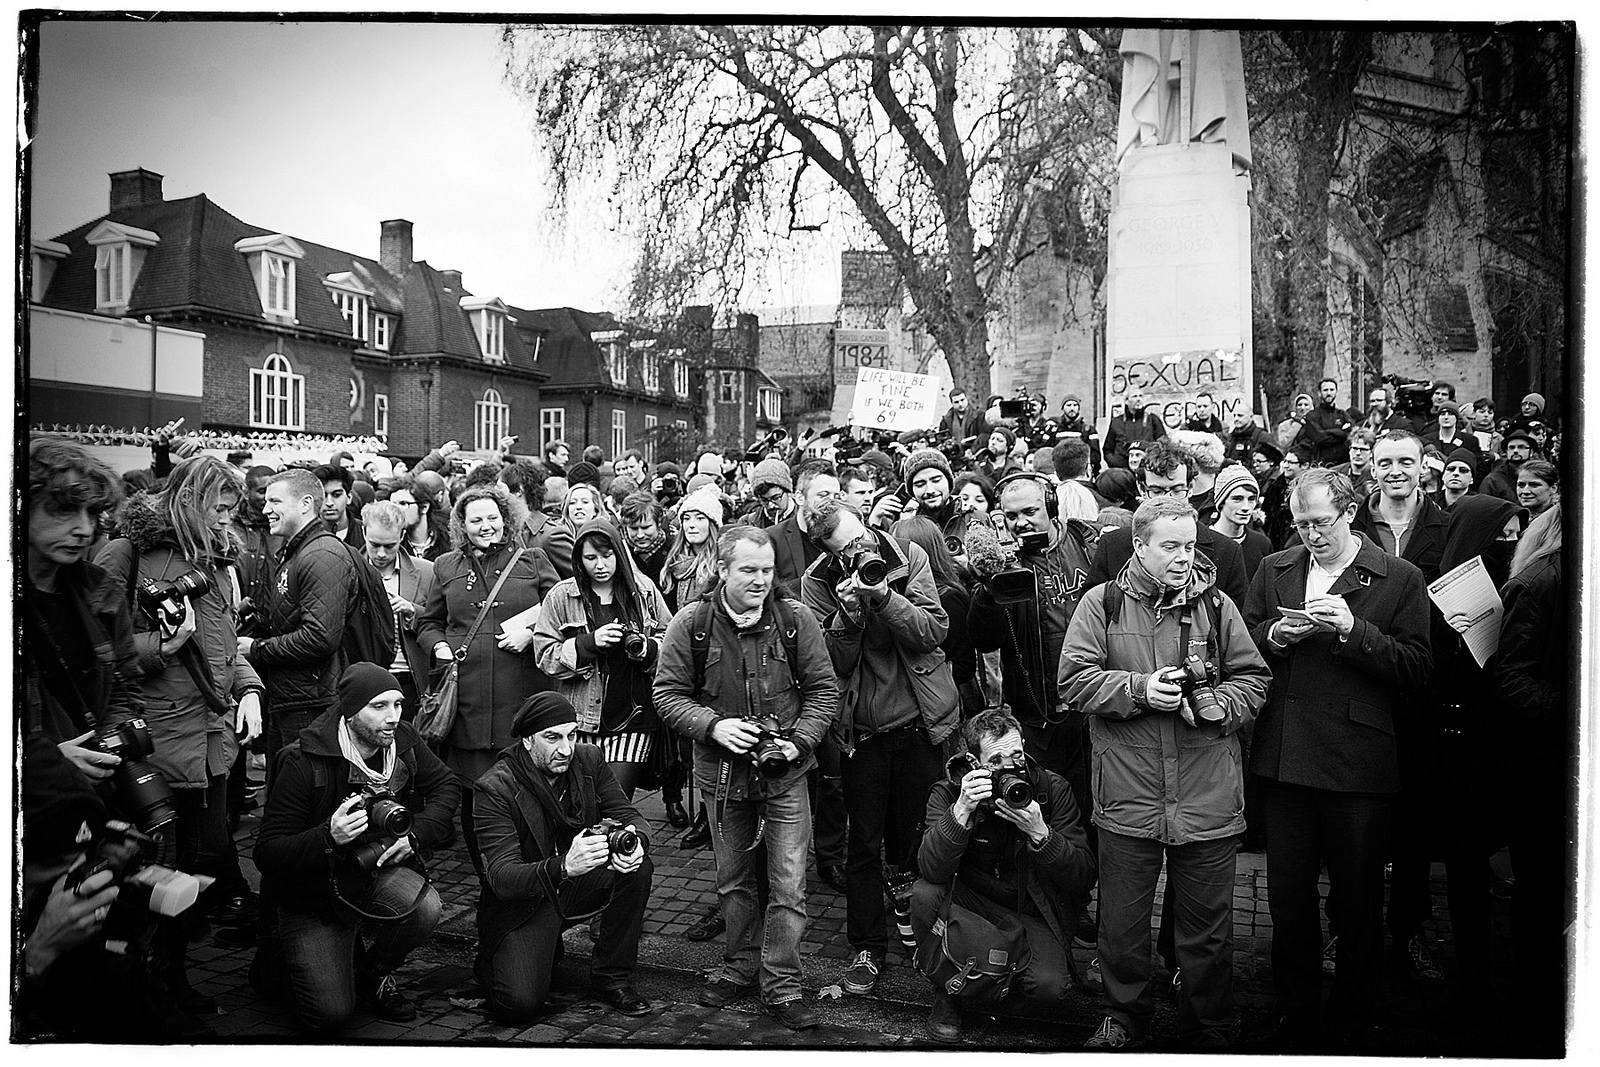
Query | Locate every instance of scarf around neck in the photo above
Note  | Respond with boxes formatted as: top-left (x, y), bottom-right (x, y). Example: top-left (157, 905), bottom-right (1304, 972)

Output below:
top-left (338, 717), bottom-right (396, 789)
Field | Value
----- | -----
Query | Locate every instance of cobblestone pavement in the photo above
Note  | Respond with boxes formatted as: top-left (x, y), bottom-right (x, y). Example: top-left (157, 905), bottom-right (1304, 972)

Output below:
top-left (167, 777), bottom-right (1543, 1053)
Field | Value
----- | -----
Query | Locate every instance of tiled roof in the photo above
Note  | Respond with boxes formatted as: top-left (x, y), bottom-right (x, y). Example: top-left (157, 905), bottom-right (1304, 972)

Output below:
top-left (508, 306), bottom-right (621, 389)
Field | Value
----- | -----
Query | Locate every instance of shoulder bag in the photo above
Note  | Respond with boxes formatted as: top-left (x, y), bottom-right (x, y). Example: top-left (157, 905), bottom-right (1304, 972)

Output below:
top-left (415, 548), bottom-right (525, 743)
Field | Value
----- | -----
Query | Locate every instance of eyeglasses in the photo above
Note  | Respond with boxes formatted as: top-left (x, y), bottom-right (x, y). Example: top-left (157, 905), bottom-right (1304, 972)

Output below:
top-left (1292, 516), bottom-right (1342, 533)
top-left (759, 490), bottom-right (787, 505)
top-left (1142, 483), bottom-right (1191, 498)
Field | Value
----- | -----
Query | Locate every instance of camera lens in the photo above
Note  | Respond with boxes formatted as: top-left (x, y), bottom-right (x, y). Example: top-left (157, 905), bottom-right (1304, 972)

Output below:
top-left (367, 797), bottom-right (413, 837)
top-left (116, 761), bottom-right (180, 832)
top-left (995, 769), bottom-right (1032, 808)
top-left (607, 827), bottom-right (640, 856)
top-left (622, 629), bottom-right (649, 660)
top-left (348, 839), bottom-right (388, 872)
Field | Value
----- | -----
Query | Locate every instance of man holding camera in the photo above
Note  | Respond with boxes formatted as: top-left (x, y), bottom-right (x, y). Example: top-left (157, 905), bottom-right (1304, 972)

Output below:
top-left (1060, 497), bottom-right (1270, 1049)
top-left (255, 663), bottom-right (459, 1034)
top-left (655, 526), bottom-right (839, 1030)
top-left (800, 498), bottom-right (960, 998)
top-left (912, 710), bottom-right (1096, 1041)
top-left (471, 691), bottom-right (654, 1022)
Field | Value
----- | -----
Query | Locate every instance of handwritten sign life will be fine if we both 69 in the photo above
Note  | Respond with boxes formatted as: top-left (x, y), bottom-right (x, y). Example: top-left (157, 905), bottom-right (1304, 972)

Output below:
top-left (850, 368), bottom-right (942, 432)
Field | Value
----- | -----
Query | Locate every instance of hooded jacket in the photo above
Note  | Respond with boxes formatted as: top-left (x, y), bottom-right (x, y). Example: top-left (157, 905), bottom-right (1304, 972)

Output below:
top-left (531, 519), bottom-right (672, 735)
top-left (1060, 554), bottom-right (1270, 843)
top-left (93, 493), bottom-right (263, 787)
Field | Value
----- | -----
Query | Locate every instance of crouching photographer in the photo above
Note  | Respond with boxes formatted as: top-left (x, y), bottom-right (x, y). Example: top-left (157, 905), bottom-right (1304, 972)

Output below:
top-left (911, 710), bottom-right (1095, 1042)
top-left (255, 664), bottom-right (459, 1035)
top-left (471, 692), bottom-right (655, 1023)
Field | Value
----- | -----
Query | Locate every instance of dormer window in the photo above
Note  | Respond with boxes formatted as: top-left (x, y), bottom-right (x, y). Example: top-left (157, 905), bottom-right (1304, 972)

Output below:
top-left (373, 312), bottom-right (393, 351)
top-left (325, 272), bottom-right (373, 343)
top-left (591, 329), bottom-right (626, 385)
top-left (31, 237), bottom-right (69, 303)
top-left (460, 296), bottom-right (509, 363)
top-left (672, 356), bottom-right (690, 398)
top-left (87, 221), bottom-right (160, 313)
top-left (759, 386), bottom-right (783, 423)
top-left (234, 234), bottom-right (305, 322)
top-left (634, 339), bottom-right (660, 392)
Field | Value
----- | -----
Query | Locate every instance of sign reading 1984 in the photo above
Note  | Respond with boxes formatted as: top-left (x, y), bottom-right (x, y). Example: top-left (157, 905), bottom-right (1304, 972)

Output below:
top-left (834, 329), bottom-right (892, 371)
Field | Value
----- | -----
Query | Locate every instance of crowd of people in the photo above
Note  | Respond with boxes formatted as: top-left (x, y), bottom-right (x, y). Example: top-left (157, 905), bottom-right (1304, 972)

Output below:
top-left (18, 371), bottom-right (1570, 1052)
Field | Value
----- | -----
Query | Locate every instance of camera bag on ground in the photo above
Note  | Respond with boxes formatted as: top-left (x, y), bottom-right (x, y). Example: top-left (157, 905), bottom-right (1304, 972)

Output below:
top-left (340, 542), bottom-right (399, 668)
top-left (414, 548), bottom-right (523, 742)
top-left (913, 879), bottom-right (1032, 1000)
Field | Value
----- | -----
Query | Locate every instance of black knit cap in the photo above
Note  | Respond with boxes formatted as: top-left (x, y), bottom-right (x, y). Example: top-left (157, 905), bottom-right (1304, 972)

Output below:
top-left (512, 691), bottom-right (578, 737)
top-left (338, 662), bottom-right (402, 718)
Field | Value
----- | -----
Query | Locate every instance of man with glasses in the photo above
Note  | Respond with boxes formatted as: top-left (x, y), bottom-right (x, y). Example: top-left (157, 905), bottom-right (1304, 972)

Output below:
top-left (1242, 468), bottom-right (1433, 1052)
top-left (1332, 429), bottom-right (1377, 501)
top-left (1478, 428), bottom-right (1539, 505)
top-left (360, 500), bottom-right (436, 721)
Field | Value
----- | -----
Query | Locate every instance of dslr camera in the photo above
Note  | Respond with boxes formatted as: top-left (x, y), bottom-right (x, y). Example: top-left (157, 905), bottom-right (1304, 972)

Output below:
top-left (618, 622), bottom-right (652, 662)
top-left (88, 719), bottom-right (179, 833)
top-left (947, 753), bottom-right (1033, 809)
top-left (586, 818), bottom-right (640, 858)
top-left (1164, 653), bottom-right (1226, 724)
top-left (742, 715), bottom-right (793, 779)
top-left (345, 789), bottom-right (414, 872)
top-left (135, 570), bottom-right (214, 639)
top-left (65, 821), bottom-right (207, 933)
top-left (841, 541), bottom-right (889, 586)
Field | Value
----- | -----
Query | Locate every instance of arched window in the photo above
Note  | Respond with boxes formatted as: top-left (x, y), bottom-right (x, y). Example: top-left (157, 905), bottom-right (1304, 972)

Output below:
top-left (249, 353), bottom-right (304, 430)
top-left (475, 387), bottom-right (510, 453)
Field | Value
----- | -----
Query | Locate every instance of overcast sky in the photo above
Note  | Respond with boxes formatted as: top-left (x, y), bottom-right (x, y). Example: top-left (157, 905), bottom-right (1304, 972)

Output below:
top-left (26, 18), bottom-right (843, 315)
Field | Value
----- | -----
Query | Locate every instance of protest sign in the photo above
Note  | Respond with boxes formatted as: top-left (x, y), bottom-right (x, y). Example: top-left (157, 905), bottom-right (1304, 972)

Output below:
top-left (849, 367), bottom-right (941, 432)
top-left (1107, 347), bottom-right (1248, 429)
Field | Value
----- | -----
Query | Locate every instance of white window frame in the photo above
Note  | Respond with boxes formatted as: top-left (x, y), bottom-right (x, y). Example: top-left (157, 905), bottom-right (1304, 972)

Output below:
top-left (332, 289), bottom-right (369, 341)
top-left (608, 343), bottom-right (627, 387)
top-left (641, 351), bottom-right (660, 392)
top-left (374, 393), bottom-right (389, 438)
top-left (611, 408), bottom-right (627, 458)
top-left (475, 388), bottom-right (510, 453)
top-left (234, 234), bottom-right (305, 321)
top-left (642, 413), bottom-right (658, 464)
top-left (249, 353), bottom-right (305, 430)
top-left (87, 221), bottom-right (159, 313)
top-left (759, 387), bottom-right (783, 423)
top-left (673, 359), bottom-right (690, 398)
top-left (373, 312), bottom-right (392, 351)
top-left (718, 370), bottom-right (738, 404)
top-left (461, 296), bottom-right (508, 363)
top-left (540, 407), bottom-right (565, 447)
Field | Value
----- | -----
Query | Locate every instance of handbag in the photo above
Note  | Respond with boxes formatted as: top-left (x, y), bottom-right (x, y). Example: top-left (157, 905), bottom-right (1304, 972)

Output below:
top-left (912, 879), bottom-right (1032, 1000)
top-left (414, 548), bottom-right (525, 743)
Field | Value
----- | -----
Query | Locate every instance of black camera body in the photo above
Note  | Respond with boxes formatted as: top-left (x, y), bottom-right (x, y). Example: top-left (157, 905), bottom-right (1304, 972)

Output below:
top-left (587, 818), bottom-right (640, 858)
top-left (88, 719), bottom-right (178, 832)
top-left (1168, 654), bottom-right (1226, 724)
top-left (1015, 530), bottom-right (1050, 555)
top-left (64, 821), bottom-right (204, 928)
top-left (345, 790), bottom-right (414, 871)
top-left (618, 623), bottom-right (651, 662)
top-left (134, 570), bottom-right (214, 636)
top-left (948, 754), bottom-right (1033, 810)
top-left (842, 542), bottom-right (888, 586)
top-left (744, 716), bottom-right (793, 778)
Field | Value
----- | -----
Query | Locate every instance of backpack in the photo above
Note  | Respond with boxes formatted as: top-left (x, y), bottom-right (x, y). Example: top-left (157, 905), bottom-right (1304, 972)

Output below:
top-left (340, 542), bottom-right (398, 668)
top-left (689, 595), bottom-right (801, 697)
top-left (1101, 581), bottom-right (1223, 664)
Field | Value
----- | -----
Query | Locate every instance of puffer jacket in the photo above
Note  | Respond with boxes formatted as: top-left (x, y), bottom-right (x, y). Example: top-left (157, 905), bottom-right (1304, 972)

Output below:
top-left (531, 520), bottom-right (672, 733)
top-left (1058, 555), bottom-right (1271, 844)
top-left (249, 520), bottom-right (353, 713)
top-left (654, 589), bottom-right (838, 803)
top-left (93, 494), bottom-right (263, 787)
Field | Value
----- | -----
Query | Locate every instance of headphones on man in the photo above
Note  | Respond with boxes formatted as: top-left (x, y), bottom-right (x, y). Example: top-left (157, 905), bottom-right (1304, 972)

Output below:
top-left (993, 470), bottom-right (1058, 518)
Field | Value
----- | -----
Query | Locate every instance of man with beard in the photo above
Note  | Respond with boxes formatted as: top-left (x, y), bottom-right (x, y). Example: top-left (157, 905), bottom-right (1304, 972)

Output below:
top-left (903, 448), bottom-right (979, 551)
top-left (767, 461), bottom-right (839, 588)
top-left (1478, 428), bottom-right (1538, 504)
top-left (1300, 378), bottom-right (1354, 467)
top-left (1362, 385), bottom-right (1413, 436)
top-left (940, 388), bottom-right (986, 447)
top-left (1057, 393), bottom-right (1102, 476)
top-left (1103, 390), bottom-right (1167, 469)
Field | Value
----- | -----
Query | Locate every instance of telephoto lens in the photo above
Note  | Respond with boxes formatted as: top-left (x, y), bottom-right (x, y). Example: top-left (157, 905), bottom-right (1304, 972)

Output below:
top-left (993, 768), bottom-right (1033, 808)
top-left (92, 719), bottom-right (179, 832)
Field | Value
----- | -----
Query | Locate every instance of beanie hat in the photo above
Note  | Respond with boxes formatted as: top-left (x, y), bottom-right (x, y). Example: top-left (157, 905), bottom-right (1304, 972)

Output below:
top-left (1521, 392), bottom-right (1546, 414)
top-left (903, 448), bottom-right (954, 492)
top-left (1445, 447), bottom-right (1477, 471)
top-left (695, 452), bottom-right (723, 476)
top-left (338, 662), bottom-right (402, 718)
top-left (987, 426), bottom-right (1017, 454)
top-left (685, 472), bottom-right (718, 493)
top-left (678, 484), bottom-right (725, 525)
top-left (1436, 399), bottom-right (1461, 416)
top-left (566, 460), bottom-right (601, 487)
top-left (512, 692), bottom-right (578, 738)
top-left (751, 458), bottom-right (794, 495)
top-left (653, 461), bottom-right (682, 479)
top-left (1213, 463), bottom-right (1260, 506)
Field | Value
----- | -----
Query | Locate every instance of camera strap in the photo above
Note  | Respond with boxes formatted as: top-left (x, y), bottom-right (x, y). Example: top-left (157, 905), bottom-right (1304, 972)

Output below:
top-left (330, 854), bottom-right (431, 924)
top-left (713, 758), bottom-right (767, 853)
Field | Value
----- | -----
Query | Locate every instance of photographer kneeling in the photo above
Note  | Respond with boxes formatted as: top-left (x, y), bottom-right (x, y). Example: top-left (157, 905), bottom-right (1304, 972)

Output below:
top-left (472, 692), bottom-right (654, 1022)
top-left (255, 664), bottom-right (459, 1035)
top-left (1058, 498), bottom-right (1270, 1050)
top-left (912, 710), bottom-right (1095, 1042)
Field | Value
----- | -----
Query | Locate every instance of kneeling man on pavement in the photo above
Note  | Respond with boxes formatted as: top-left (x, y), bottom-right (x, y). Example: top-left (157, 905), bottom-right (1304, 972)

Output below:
top-left (912, 709), bottom-right (1096, 1041)
top-left (471, 691), bottom-right (654, 1022)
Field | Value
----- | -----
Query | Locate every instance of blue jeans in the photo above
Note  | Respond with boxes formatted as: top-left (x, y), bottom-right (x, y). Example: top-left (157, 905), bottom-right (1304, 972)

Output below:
top-left (277, 886), bottom-right (443, 1035)
top-left (708, 771), bottom-right (812, 1004)
top-left (1097, 830), bottom-right (1238, 1042)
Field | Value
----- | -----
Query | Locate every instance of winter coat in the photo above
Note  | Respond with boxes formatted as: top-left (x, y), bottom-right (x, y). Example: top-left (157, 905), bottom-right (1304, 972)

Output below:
top-left (24, 559), bottom-right (144, 745)
top-left (1300, 400), bottom-right (1353, 465)
top-left (1352, 490), bottom-right (1448, 583)
top-left (1059, 557), bottom-right (1270, 844)
top-left (1498, 555), bottom-right (1567, 770)
top-left (472, 743), bottom-right (645, 963)
top-left (1478, 460), bottom-right (1521, 504)
top-left (766, 512), bottom-right (820, 589)
top-left (392, 552), bottom-right (437, 695)
top-left (93, 494), bottom-right (263, 787)
top-left (248, 520), bottom-right (353, 714)
top-left (1224, 424), bottom-right (1267, 468)
top-left (919, 763), bottom-right (1095, 943)
top-left (1242, 536), bottom-right (1434, 794)
top-left (654, 590), bottom-right (839, 803)
top-left (1103, 408), bottom-right (1167, 468)
top-left (800, 532), bottom-right (960, 753)
top-left (1087, 524), bottom-right (1250, 611)
top-left (969, 520), bottom-right (1097, 726)
top-left (531, 521), bottom-right (672, 734)
top-left (416, 540), bottom-right (560, 759)
top-left (255, 711), bottom-right (459, 916)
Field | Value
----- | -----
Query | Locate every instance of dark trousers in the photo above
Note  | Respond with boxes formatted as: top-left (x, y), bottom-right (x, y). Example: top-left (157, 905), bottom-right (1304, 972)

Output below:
top-left (1262, 779), bottom-right (1391, 1040)
top-left (809, 733), bottom-right (847, 870)
top-left (840, 722), bottom-right (945, 957)
top-left (1510, 756), bottom-right (1571, 1043)
top-left (1020, 716), bottom-right (1095, 856)
top-left (264, 707), bottom-right (319, 791)
top-left (1385, 719), bottom-right (1438, 944)
top-left (1098, 830), bottom-right (1237, 1042)
top-left (396, 672), bottom-right (419, 724)
top-left (909, 879), bottom-right (1071, 1008)
top-left (170, 772), bottom-right (250, 907)
top-left (478, 858), bottom-right (654, 1024)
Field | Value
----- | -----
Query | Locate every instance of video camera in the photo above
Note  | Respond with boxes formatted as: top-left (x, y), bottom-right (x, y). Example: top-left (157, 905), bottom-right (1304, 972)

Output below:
top-left (947, 753), bottom-right (1033, 810)
top-left (87, 719), bottom-right (178, 833)
top-left (964, 523), bottom-right (1047, 605)
top-left (1384, 374), bottom-right (1434, 419)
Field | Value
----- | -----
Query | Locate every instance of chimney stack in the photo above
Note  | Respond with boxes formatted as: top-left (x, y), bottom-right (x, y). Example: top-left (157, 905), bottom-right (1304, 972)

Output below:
top-left (110, 169), bottom-right (164, 213)
top-left (380, 219), bottom-right (414, 277)
top-left (439, 269), bottom-right (464, 292)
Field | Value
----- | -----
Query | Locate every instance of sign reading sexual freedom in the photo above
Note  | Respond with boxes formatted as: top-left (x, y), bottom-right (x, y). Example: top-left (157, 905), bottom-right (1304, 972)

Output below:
top-left (1109, 348), bottom-right (1247, 429)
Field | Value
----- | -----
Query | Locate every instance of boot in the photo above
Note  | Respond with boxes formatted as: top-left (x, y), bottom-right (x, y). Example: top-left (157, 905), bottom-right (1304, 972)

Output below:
top-left (679, 805), bottom-right (712, 849)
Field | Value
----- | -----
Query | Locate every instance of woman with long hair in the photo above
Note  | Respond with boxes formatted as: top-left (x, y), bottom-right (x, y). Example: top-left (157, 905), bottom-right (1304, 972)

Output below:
top-left (532, 519), bottom-right (671, 797)
top-left (890, 515), bottom-right (982, 714)
top-left (658, 485), bottom-right (724, 613)
top-left (1514, 459), bottom-right (1559, 521)
top-left (417, 483), bottom-right (560, 877)
top-left (94, 455), bottom-right (265, 1010)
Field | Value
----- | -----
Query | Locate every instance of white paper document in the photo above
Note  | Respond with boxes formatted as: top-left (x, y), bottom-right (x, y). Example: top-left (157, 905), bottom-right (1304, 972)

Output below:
top-left (1426, 554), bottom-right (1504, 668)
top-left (498, 604), bottom-right (542, 637)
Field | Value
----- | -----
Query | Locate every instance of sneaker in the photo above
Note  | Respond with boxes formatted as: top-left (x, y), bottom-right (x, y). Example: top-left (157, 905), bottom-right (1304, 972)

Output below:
top-left (686, 904), bottom-right (725, 942)
top-left (1084, 1016), bottom-right (1144, 1050)
top-left (1322, 935), bottom-right (1339, 977)
top-left (842, 950), bottom-right (881, 995)
top-left (699, 977), bottom-right (756, 1008)
top-left (1404, 935), bottom-right (1444, 983)
top-left (766, 997), bottom-right (820, 1031)
top-left (360, 973), bottom-right (418, 1022)
top-left (1074, 907), bottom-right (1098, 949)
top-left (927, 990), bottom-right (963, 1042)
